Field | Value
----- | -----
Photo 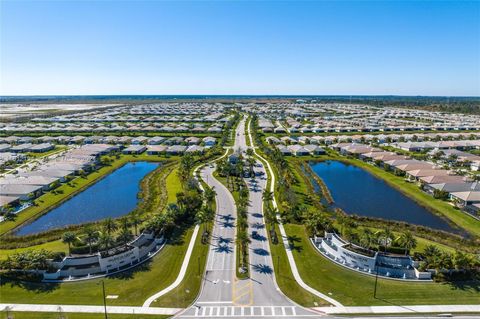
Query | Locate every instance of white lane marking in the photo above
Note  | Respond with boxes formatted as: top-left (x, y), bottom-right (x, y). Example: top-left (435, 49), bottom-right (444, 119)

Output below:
top-left (190, 305), bottom-right (308, 317)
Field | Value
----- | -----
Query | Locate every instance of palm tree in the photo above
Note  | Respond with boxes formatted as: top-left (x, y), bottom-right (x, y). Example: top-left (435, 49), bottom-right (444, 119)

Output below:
top-left (262, 191), bottom-right (273, 203)
top-left (246, 156), bottom-right (256, 177)
top-left (453, 251), bottom-right (471, 271)
top-left (195, 206), bottom-right (209, 234)
top-left (84, 226), bottom-right (98, 254)
top-left (359, 228), bottom-right (373, 250)
top-left (117, 227), bottom-right (133, 247)
top-left (129, 210), bottom-right (142, 236)
top-left (62, 232), bottom-right (76, 256)
top-left (380, 227), bottom-right (393, 252)
top-left (399, 231), bottom-right (417, 255)
top-left (103, 218), bottom-right (118, 236)
top-left (98, 232), bottom-right (115, 251)
top-left (204, 187), bottom-right (216, 208)
top-left (237, 231), bottom-right (251, 267)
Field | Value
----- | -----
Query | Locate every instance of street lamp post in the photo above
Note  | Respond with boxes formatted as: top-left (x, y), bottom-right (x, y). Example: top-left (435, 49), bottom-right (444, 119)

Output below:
top-left (98, 280), bottom-right (108, 319)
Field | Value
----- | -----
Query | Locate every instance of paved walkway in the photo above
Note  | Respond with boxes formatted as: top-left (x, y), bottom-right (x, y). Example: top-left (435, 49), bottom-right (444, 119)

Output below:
top-left (315, 304), bottom-right (480, 315)
top-left (246, 119), bottom-right (343, 307)
top-left (0, 304), bottom-right (181, 315)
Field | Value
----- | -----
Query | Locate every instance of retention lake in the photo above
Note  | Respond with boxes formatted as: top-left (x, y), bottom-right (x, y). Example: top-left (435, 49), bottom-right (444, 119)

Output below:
top-left (16, 161), bottom-right (159, 236)
top-left (310, 160), bottom-right (459, 234)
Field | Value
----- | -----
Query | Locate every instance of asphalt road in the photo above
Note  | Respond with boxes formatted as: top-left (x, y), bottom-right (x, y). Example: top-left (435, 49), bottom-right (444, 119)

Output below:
top-left (178, 117), bottom-right (324, 318)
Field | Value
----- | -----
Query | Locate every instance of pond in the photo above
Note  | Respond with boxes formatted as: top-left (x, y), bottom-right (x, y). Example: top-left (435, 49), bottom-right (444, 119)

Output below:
top-left (15, 161), bottom-right (159, 236)
top-left (310, 160), bottom-right (461, 234)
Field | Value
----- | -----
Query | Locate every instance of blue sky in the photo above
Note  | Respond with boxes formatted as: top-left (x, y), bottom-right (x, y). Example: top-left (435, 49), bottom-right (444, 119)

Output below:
top-left (1, 1), bottom-right (479, 96)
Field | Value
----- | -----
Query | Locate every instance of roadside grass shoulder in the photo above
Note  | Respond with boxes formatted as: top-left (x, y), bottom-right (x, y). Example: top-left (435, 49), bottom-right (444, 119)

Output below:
top-left (151, 221), bottom-right (210, 307)
top-left (267, 223), bottom-right (330, 307)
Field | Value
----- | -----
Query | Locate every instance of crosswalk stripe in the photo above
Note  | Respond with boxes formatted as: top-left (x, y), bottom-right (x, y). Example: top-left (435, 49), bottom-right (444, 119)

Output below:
top-left (190, 306), bottom-right (305, 317)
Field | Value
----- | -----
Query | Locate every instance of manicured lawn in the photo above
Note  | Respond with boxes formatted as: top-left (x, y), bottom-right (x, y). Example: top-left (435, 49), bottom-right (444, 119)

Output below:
top-left (285, 223), bottom-right (480, 306)
top-left (0, 228), bottom-right (194, 306)
top-left (152, 223), bottom-right (210, 307)
top-left (0, 239), bottom-right (67, 260)
top-left (1, 312), bottom-right (170, 319)
top-left (165, 167), bottom-right (182, 204)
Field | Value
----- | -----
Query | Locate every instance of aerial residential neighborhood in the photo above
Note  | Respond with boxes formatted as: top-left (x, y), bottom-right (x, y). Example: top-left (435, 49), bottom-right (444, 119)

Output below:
top-left (1, 0), bottom-right (479, 318)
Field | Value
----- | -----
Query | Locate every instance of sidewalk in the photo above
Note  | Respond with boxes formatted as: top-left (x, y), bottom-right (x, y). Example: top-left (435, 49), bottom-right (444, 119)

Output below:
top-left (0, 304), bottom-right (181, 315)
top-left (314, 304), bottom-right (480, 315)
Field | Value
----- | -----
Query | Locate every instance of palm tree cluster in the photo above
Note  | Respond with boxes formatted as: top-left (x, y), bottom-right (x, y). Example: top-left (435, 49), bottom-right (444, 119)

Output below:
top-left (217, 155), bottom-right (245, 191)
top-left (262, 191), bottom-right (279, 243)
top-left (147, 177), bottom-right (204, 237)
top-left (178, 153), bottom-right (196, 182)
top-left (335, 215), bottom-right (419, 255)
top-left (220, 112), bottom-right (240, 146)
top-left (196, 186), bottom-right (216, 243)
top-left (236, 182), bottom-right (251, 272)
top-left (304, 210), bottom-right (332, 237)
top-left (60, 210), bottom-right (142, 255)
top-left (250, 115), bottom-right (301, 222)
top-left (418, 245), bottom-right (479, 275)
top-left (1, 249), bottom-right (57, 271)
